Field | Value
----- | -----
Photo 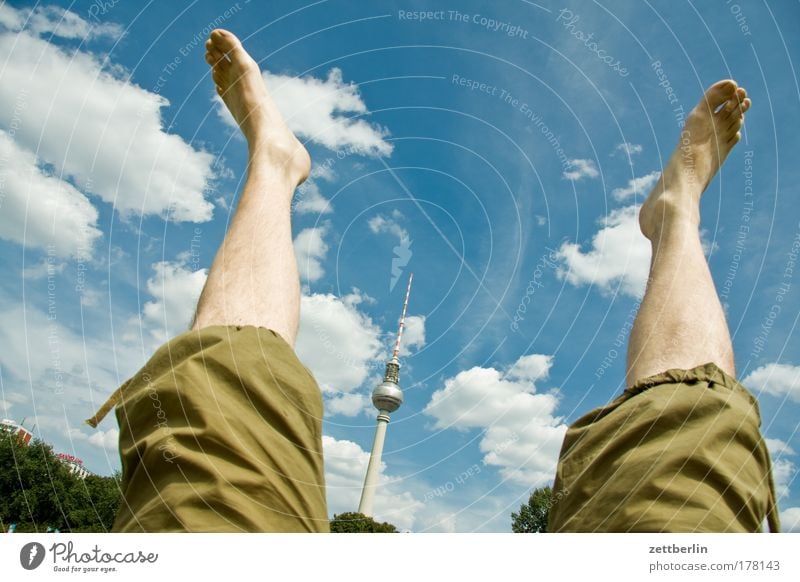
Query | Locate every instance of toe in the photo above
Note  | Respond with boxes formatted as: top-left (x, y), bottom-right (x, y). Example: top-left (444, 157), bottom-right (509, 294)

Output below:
top-left (741, 97), bottom-right (752, 113)
top-left (727, 115), bottom-right (744, 134)
top-left (210, 28), bottom-right (241, 54)
top-left (211, 68), bottom-right (225, 86)
top-left (716, 98), bottom-right (737, 118)
top-left (704, 79), bottom-right (738, 112)
top-left (728, 131), bottom-right (741, 146)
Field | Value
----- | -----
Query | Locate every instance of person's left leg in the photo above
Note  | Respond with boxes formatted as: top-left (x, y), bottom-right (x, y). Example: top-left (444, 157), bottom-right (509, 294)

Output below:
top-left (192, 29), bottom-right (310, 346)
top-left (626, 80), bottom-right (746, 385)
top-left (98, 30), bottom-right (329, 532)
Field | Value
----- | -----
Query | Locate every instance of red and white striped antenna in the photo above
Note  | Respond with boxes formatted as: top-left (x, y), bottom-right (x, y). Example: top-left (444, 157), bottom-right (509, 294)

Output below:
top-left (392, 273), bottom-right (414, 359)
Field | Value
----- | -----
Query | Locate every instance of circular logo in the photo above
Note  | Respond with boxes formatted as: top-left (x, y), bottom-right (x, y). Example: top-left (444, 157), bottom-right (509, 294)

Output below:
top-left (20, 542), bottom-right (46, 570)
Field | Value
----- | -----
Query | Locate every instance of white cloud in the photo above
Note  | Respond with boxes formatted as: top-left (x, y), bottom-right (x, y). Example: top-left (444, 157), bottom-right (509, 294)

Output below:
top-left (766, 438), bottom-right (796, 457)
top-left (614, 142), bottom-right (643, 157)
top-left (296, 291), bottom-right (383, 394)
top-left (0, 131), bottom-right (102, 258)
top-left (399, 314), bottom-right (426, 356)
top-left (294, 179), bottom-right (332, 215)
top-left (88, 427), bottom-right (119, 450)
top-left (0, 28), bottom-right (216, 223)
top-left (781, 507), bottom-right (800, 532)
top-left (556, 204), bottom-right (651, 298)
top-left (368, 213), bottom-right (413, 292)
top-left (369, 214), bottom-right (409, 240)
top-left (325, 393), bottom-right (372, 417)
top-left (0, 4), bottom-right (123, 40)
top-left (743, 363), bottom-right (800, 403)
top-left (772, 458), bottom-right (796, 499)
top-left (507, 354), bottom-right (553, 382)
top-left (563, 158), bottom-right (599, 181)
top-left (0, 292), bottom-right (161, 475)
top-left (611, 171), bottom-right (661, 201)
top-left (141, 259), bottom-right (208, 342)
top-left (323, 435), bottom-right (423, 530)
top-left (763, 438), bottom-right (797, 499)
top-left (424, 354), bottom-right (568, 486)
top-left (0, 398), bottom-right (13, 416)
top-left (216, 68), bottom-right (392, 157)
top-left (294, 225), bottom-right (329, 283)
top-left (0, 295), bottom-right (144, 429)
top-left (310, 162), bottom-right (336, 182)
top-left (22, 258), bottom-right (66, 280)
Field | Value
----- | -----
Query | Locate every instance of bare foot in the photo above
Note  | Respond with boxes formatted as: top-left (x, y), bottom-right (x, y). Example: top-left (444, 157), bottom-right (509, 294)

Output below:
top-left (205, 29), bottom-right (310, 185)
top-left (640, 79), bottom-right (751, 240)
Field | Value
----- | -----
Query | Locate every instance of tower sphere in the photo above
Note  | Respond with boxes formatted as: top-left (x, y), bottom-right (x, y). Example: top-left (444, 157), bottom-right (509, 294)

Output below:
top-left (372, 380), bottom-right (403, 413)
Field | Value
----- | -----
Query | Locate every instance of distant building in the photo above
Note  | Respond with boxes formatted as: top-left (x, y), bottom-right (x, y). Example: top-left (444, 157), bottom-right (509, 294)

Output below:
top-left (0, 418), bottom-right (33, 446)
top-left (56, 453), bottom-right (91, 480)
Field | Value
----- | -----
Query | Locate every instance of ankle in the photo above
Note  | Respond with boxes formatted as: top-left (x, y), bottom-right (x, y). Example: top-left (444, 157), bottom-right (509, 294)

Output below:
top-left (640, 189), bottom-right (701, 242)
top-left (247, 137), bottom-right (310, 186)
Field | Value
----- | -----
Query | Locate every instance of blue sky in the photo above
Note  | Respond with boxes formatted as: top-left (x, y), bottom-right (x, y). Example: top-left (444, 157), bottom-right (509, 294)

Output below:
top-left (1, 0), bottom-right (799, 532)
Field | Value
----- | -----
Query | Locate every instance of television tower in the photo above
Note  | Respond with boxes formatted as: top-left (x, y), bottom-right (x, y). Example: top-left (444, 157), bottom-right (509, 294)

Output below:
top-left (358, 272), bottom-right (414, 516)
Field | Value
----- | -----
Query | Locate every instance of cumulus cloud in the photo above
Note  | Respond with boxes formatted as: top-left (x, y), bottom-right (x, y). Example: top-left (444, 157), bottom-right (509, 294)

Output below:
top-left (563, 158), bottom-right (599, 181)
top-left (766, 438), bottom-right (796, 457)
top-left (424, 354), bottom-right (568, 486)
top-left (294, 225), bottom-right (329, 283)
top-left (743, 363), bottom-right (800, 403)
top-left (369, 213), bottom-right (409, 240)
top-left (141, 258), bottom-right (208, 342)
top-left (613, 142), bottom-right (643, 157)
top-left (295, 290), bottom-right (383, 394)
top-left (323, 435), bottom-right (423, 530)
top-left (556, 204), bottom-right (651, 298)
top-left (0, 4), bottom-right (123, 40)
top-left (0, 295), bottom-right (144, 435)
top-left (217, 68), bottom-right (392, 157)
top-left (0, 398), bottom-right (13, 416)
top-left (611, 171), bottom-right (661, 201)
top-left (0, 131), bottom-right (102, 257)
top-left (369, 212), bottom-right (413, 291)
top-left (772, 458), bottom-right (797, 499)
top-left (781, 507), bottom-right (800, 532)
top-left (765, 437), bottom-right (797, 499)
top-left (399, 314), bottom-right (426, 356)
top-left (294, 179), bottom-right (333, 215)
top-left (0, 26), bottom-right (216, 223)
top-left (22, 259), bottom-right (66, 280)
top-left (326, 393), bottom-right (372, 417)
top-left (88, 428), bottom-right (119, 451)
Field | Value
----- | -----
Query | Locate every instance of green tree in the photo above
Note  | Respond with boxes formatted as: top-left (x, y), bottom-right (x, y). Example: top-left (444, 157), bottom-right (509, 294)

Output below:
top-left (66, 472), bottom-right (122, 532)
top-left (0, 433), bottom-right (121, 532)
top-left (511, 486), bottom-right (553, 533)
top-left (330, 512), bottom-right (397, 533)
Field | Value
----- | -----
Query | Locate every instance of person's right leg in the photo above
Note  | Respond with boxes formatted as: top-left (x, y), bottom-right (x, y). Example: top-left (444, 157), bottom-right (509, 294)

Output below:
top-left (547, 81), bottom-right (779, 532)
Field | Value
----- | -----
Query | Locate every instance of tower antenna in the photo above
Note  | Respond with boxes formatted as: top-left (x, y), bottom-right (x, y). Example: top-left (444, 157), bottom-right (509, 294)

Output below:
top-left (392, 272), bottom-right (414, 359)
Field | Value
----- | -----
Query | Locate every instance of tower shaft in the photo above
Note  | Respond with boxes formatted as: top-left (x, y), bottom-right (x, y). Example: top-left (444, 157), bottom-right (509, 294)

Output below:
top-left (357, 411), bottom-right (390, 516)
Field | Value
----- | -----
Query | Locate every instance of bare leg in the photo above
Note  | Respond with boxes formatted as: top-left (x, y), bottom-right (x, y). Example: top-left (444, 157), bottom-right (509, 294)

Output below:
top-left (627, 80), bottom-right (751, 385)
top-left (192, 29), bottom-right (310, 346)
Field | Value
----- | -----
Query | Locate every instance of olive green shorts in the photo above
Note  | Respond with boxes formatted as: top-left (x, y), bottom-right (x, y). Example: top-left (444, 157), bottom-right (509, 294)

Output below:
top-left (89, 325), bottom-right (329, 532)
top-left (547, 363), bottom-right (780, 532)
